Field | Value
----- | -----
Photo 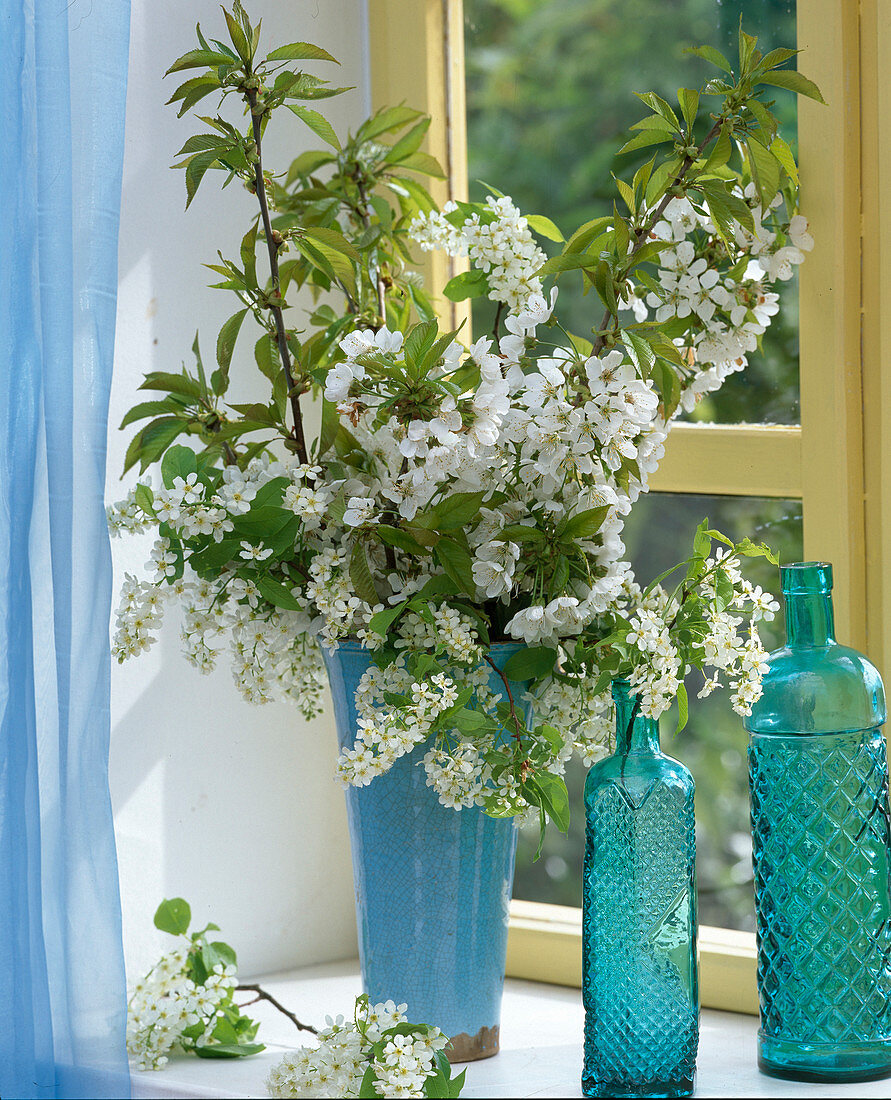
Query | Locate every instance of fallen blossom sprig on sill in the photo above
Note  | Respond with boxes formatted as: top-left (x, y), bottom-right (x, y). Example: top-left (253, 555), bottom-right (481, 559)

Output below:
top-left (266, 994), bottom-right (464, 1099)
top-left (127, 897), bottom-right (315, 1070)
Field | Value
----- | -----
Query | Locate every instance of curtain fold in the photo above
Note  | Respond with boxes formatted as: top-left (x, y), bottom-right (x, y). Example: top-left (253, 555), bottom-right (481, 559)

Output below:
top-left (1, 1), bottom-right (132, 1096)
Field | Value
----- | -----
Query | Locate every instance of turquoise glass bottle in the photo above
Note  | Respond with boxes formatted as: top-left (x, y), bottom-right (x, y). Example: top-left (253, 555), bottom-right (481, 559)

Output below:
top-left (745, 561), bottom-right (891, 1082)
top-left (582, 679), bottom-right (699, 1099)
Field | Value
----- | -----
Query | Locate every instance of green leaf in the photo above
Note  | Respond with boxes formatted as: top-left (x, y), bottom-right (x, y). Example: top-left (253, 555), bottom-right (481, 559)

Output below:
top-left (256, 576), bottom-right (302, 610)
top-left (550, 554), bottom-right (570, 595)
top-left (538, 252), bottom-right (598, 277)
top-left (265, 41), bottom-right (338, 63)
top-left (139, 371), bottom-right (203, 400)
top-left (134, 483), bottom-right (155, 514)
top-left (120, 399), bottom-right (188, 429)
top-left (434, 537), bottom-right (475, 594)
top-left (429, 492), bottom-right (487, 531)
top-left (375, 524), bottom-right (426, 555)
top-left (349, 542), bottom-right (378, 604)
top-left (442, 269), bottom-right (490, 302)
top-left (758, 69), bottom-right (826, 104)
top-left (563, 215), bottom-right (611, 254)
top-left (216, 308), bottom-right (248, 387)
top-left (154, 897), bottom-right (191, 936)
top-left (698, 180), bottom-right (754, 245)
top-left (166, 47), bottom-right (237, 75)
top-left (193, 1042), bottom-right (265, 1059)
top-left (161, 444), bottom-right (198, 489)
top-left (526, 213), bottom-right (564, 242)
top-left (770, 135), bottom-right (799, 186)
top-left (676, 681), bottom-right (689, 735)
top-left (240, 221), bottom-right (258, 288)
top-left (414, 574), bottom-right (460, 601)
top-left (746, 136), bottom-right (782, 208)
top-left (190, 539), bottom-right (238, 575)
top-left (233, 506), bottom-right (292, 538)
top-left (502, 646), bottom-right (557, 682)
top-left (560, 505), bottom-right (610, 540)
top-left (403, 319), bottom-right (438, 367)
top-left (396, 151), bottom-right (445, 178)
top-left (385, 118), bottom-right (431, 163)
top-left (184, 149), bottom-right (220, 208)
top-left (622, 329), bottom-right (656, 373)
top-left (703, 125), bottom-right (732, 172)
top-left (202, 939), bottom-right (237, 971)
top-left (302, 226), bottom-right (361, 262)
top-left (746, 98), bottom-right (777, 142)
top-left (496, 523), bottom-right (545, 543)
top-left (222, 7), bottom-right (252, 63)
top-left (368, 603), bottom-right (406, 638)
top-left (678, 87), bottom-right (699, 131)
top-left (358, 1065), bottom-right (380, 1100)
top-left (758, 47), bottom-right (800, 72)
top-left (692, 517), bottom-right (712, 559)
top-left (287, 104), bottom-right (341, 149)
top-left (617, 128), bottom-right (674, 156)
top-left (254, 332), bottom-right (280, 386)
top-left (633, 91), bottom-right (680, 130)
top-left (684, 44), bottom-right (732, 72)
top-left (529, 771), bottom-right (571, 833)
top-left (124, 418), bottom-right (185, 474)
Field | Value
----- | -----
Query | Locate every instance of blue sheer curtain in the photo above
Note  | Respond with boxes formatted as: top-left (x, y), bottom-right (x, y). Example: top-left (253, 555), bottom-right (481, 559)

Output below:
top-left (0, 1), bottom-right (132, 1096)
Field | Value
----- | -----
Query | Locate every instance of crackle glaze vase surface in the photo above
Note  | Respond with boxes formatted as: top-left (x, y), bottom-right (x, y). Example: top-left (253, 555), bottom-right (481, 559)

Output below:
top-left (582, 679), bottom-right (699, 1099)
top-left (745, 562), bottom-right (891, 1083)
top-left (323, 640), bottom-right (521, 1062)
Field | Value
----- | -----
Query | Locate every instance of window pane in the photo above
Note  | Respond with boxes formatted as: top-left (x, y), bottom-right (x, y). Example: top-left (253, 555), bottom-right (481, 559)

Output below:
top-left (512, 493), bottom-right (803, 932)
top-left (464, 0), bottom-right (799, 425)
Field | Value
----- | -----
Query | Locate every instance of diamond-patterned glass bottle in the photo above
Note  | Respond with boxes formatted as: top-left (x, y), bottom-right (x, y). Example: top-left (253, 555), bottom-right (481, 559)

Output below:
top-left (745, 561), bottom-right (891, 1082)
top-left (582, 679), bottom-right (699, 1099)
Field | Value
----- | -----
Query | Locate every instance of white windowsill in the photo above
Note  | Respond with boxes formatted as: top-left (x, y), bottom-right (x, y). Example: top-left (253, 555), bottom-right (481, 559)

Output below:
top-left (131, 959), bottom-right (889, 1099)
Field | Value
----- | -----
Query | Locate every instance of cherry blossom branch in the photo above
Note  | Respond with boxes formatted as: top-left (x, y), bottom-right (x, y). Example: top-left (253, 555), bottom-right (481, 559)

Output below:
top-left (590, 115), bottom-right (725, 357)
top-left (246, 87), bottom-right (309, 465)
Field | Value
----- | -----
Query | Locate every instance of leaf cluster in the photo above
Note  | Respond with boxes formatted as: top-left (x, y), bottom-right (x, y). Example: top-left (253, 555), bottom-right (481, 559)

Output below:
top-left (153, 896), bottom-right (264, 1059)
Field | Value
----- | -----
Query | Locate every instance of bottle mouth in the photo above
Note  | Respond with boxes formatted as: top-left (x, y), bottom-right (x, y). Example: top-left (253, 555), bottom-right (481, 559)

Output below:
top-left (781, 561), bottom-right (833, 595)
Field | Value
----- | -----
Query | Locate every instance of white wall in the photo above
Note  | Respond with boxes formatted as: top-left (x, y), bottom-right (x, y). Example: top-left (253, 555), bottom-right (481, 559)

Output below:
top-left (109, 0), bottom-right (369, 982)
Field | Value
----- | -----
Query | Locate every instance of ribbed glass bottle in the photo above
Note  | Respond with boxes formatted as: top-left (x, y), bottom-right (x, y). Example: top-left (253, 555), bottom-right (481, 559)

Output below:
top-left (745, 561), bottom-right (891, 1082)
top-left (582, 679), bottom-right (699, 1099)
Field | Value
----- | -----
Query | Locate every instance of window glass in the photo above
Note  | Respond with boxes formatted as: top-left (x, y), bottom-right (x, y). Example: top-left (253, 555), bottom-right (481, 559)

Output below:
top-left (512, 493), bottom-right (804, 932)
top-left (464, 0), bottom-right (798, 424)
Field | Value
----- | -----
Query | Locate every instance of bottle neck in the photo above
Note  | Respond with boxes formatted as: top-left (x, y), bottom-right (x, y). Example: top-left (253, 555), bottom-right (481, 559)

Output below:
top-left (612, 681), bottom-right (660, 754)
top-left (784, 592), bottom-right (836, 647)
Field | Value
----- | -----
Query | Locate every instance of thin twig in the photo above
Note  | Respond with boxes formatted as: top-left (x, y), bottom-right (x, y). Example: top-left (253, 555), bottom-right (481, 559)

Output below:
top-left (246, 87), bottom-right (309, 465)
top-left (355, 174), bottom-right (388, 323)
top-left (492, 301), bottom-right (505, 344)
top-left (484, 654), bottom-right (523, 745)
top-left (236, 983), bottom-right (318, 1036)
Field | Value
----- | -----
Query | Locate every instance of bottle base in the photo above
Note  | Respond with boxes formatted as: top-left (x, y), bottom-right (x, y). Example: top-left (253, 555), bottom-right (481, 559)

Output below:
top-left (582, 1074), bottom-right (694, 1098)
top-left (759, 1033), bottom-right (891, 1083)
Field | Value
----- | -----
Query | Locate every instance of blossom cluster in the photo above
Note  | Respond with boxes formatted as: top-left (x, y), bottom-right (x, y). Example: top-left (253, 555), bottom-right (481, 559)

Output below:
top-left (646, 188), bottom-right (812, 413)
top-left (126, 943), bottom-right (238, 1071)
top-left (411, 194), bottom-right (547, 309)
top-left (533, 542), bottom-right (780, 754)
top-left (266, 996), bottom-right (452, 1099)
top-left (110, 181), bottom-right (804, 818)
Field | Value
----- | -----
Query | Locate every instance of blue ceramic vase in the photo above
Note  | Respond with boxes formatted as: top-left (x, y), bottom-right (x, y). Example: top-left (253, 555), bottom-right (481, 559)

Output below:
top-left (582, 679), bottom-right (699, 1098)
top-left (323, 640), bottom-right (521, 1061)
top-left (745, 562), bottom-right (891, 1082)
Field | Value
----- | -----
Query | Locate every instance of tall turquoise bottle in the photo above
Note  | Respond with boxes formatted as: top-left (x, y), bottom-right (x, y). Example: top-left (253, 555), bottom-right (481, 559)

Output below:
top-left (745, 561), bottom-right (891, 1082)
top-left (582, 679), bottom-right (699, 1099)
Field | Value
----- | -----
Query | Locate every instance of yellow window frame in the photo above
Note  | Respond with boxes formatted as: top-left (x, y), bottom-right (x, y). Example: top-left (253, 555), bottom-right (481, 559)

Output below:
top-left (368, 0), bottom-right (872, 1014)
